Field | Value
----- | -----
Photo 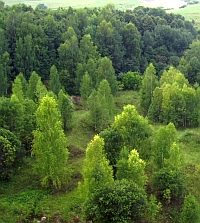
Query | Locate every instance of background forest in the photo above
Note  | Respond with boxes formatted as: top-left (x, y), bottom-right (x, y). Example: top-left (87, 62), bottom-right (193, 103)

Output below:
top-left (1, 0), bottom-right (200, 222)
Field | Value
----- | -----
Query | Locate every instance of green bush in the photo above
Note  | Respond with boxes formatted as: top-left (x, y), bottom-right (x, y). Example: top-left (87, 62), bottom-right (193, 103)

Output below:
top-left (0, 128), bottom-right (21, 180)
top-left (122, 71), bottom-right (142, 91)
top-left (152, 168), bottom-right (186, 203)
top-left (83, 179), bottom-right (147, 223)
top-left (180, 194), bottom-right (200, 223)
top-left (0, 190), bottom-right (48, 223)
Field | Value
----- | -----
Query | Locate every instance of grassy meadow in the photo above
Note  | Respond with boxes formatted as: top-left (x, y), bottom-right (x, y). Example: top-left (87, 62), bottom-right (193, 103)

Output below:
top-left (3, 0), bottom-right (200, 28)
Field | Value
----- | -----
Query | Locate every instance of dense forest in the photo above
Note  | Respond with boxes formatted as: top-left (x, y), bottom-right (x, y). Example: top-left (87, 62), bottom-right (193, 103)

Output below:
top-left (1, 0), bottom-right (200, 222)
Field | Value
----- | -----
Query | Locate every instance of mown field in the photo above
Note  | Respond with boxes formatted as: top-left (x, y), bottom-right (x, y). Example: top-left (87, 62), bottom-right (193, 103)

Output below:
top-left (3, 0), bottom-right (200, 28)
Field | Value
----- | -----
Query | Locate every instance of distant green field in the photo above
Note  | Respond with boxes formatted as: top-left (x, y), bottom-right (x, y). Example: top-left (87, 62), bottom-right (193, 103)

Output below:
top-left (3, 0), bottom-right (200, 28)
top-left (170, 4), bottom-right (200, 29)
top-left (3, 0), bottom-right (143, 9)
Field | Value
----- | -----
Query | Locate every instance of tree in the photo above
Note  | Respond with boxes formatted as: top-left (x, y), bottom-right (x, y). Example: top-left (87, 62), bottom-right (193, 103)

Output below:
top-left (80, 72), bottom-right (93, 109)
top-left (57, 89), bottom-right (74, 131)
top-left (0, 96), bottom-right (24, 139)
top-left (0, 52), bottom-right (11, 96)
top-left (116, 148), bottom-right (147, 188)
top-left (122, 71), bottom-right (142, 91)
top-left (152, 167), bottom-right (186, 203)
top-left (35, 78), bottom-right (48, 101)
top-left (79, 135), bottom-right (114, 199)
top-left (79, 34), bottom-right (100, 64)
top-left (32, 96), bottom-right (69, 189)
top-left (96, 57), bottom-right (118, 95)
top-left (97, 79), bottom-right (115, 131)
top-left (140, 63), bottom-right (157, 116)
top-left (99, 126), bottom-right (122, 170)
top-left (12, 75), bottom-right (24, 102)
top-left (0, 128), bottom-right (21, 180)
top-left (84, 179), bottom-right (147, 223)
top-left (122, 22), bottom-right (141, 72)
top-left (153, 122), bottom-right (177, 168)
top-left (26, 71), bottom-right (40, 101)
top-left (49, 65), bottom-right (61, 96)
top-left (15, 34), bottom-right (36, 79)
top-left (180, 194), bottom-right (200, 223)
top-left (113, 105), bottom-right (152, 159)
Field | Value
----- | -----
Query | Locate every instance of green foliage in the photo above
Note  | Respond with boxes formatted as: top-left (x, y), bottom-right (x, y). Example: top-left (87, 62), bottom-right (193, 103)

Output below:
top-left (57, 89), bottom-right (74, 131)
top-left (180, 194), bottom-right (200, 223)
top-left (113, 104), bottom-right (152, 159)
top-left (84, 179), bottom-right (147, 223)
top-left (121, 71), bottom-right (142, 91)
top-left (49, 65), bottom-right (61, 95)
top-left (146, 195), bottom-right (162, 223)
top-left (116, 148), bottom-right (147, 188)
top-left (88, 80), bottom-right (115, 131)
top-left (26, 71), bottom-right (40, 101)
top-left (152, 168), bottom-right (186, 202)
top-left (0, 96), bottom-right (24, 139)
top-left (149, 67), bottom-right (198, 127)
top-left (79, 135), bottom-right (114, 199)
top-left (99, 126), bottom-right (122, 168)
top-left (12, 75), bottom-right (24, 102)
top-left (153, 122), bottom-right (177, 168)
top-left (0, 190), bottom-right (48, 223)
top-left (140, 63), bottom-right (158, 116)
top-left (80, 72), bottom-right (93, 109)
top-left (0, 136), bottom-right (16, 180)
top-left (32, 96), bottom-right (69, 189)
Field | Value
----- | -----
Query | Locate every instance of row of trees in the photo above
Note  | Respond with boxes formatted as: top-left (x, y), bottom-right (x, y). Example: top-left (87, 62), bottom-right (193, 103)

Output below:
top-left (140, 63), bottom-right (200, 127)
top-left (0, 2), bottom-right (198, 96)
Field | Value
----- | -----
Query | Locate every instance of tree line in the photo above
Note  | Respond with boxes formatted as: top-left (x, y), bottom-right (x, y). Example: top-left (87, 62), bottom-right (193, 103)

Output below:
top-left (0, 1), bottom-right (198, 96)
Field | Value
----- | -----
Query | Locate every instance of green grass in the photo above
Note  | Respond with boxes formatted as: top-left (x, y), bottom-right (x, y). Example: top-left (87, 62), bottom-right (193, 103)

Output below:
top-left (169, 4), bottom-right (200, 28)
top-left (3, 0), bottom-right (143, 9)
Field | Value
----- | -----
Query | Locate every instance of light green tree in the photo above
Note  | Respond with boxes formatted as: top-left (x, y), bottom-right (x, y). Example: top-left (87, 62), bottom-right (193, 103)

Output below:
top-left (140, 63), bottom-right (157, 116)
top-left (26, 71), bottom-right (40, 101)
top-left (79, 135), bottom-right (114, 199)
top-left (57, 89), bottom-right (74, 131)
top-left (153, 122), bottom-right (177, 168)
top-left (180, 194), bottom-right (200, 223)
top-left (35, 78), bottom-right (48, 101)
top-left (32, 96), bottom-right (69, 189)
top-left (116, 148), bottom-right (147, 188)
top-left (80, 72), bottom-right (93, 109)
top-left (113, 105), bottom-right (152, 159)
top-left (97, 79), bottom-right (115, 131)
top-left (12, 75), bottom-right (24, 102)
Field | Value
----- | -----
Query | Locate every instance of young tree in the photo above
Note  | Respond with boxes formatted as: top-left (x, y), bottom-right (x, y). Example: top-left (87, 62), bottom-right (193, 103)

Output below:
top-left (97, 79), bottom-right (115, 131)
top-left (49, 65), bottom-right (61, 96)
top-left (32, 96), bottom-right (69, 189)
top-left (96, 57), bottom-right (118, 95)
top-left (116, 149), bottom-right (147, 188)
top-left (80, 72), bottom-right (93, 109)
top-left (12, 75), bottom-right (24, 102)
top-left (140, 63), bottom-right (157, 116)
top-left (57, 89), bottom-right (74, 131)
top-left (26, 71), bottom-right (40, 101)
top-left (79, 135), bottom-right (114, 199)
top-left (153, 122), bottom-right (177, 168)
top-left (113, 105), bottom-right (152, 159)
top-left (180, 194), bottom-right (200, 223)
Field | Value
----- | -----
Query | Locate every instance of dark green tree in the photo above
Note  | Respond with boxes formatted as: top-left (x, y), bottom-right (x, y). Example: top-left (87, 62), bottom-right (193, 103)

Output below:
top-left (49, 65), bottom-right (61, 96)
